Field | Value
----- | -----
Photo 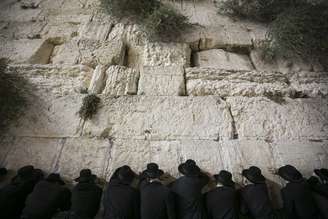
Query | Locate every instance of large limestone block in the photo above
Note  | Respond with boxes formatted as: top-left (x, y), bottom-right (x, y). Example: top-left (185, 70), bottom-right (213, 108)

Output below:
top-left (143, 42), bottom-right (191, 67)
top-left (7, 64), bottom-right (94, 97)
top-left (272, 140), bottom-right (328, 178)
top-left (193, 49), bottom-right (254, 71)
top-left (138, 65), bottom-right (185, 96)
top-left (0, 39), bottom-right (53, 64)
top-left (186, 67), bottom-right (290, 97)
top-left (103, 65), bottom-right (139, 96)
top-left (83, 96), bottom-right (233, 141)
top-left (78, 20), bottom-right (114, 41)
top-left (0, 21), bottom-right (46, 40)
top-left (56, 138), bottom-right (111, 179)
top-left (8, 94), bottom-right (83, 138)
top-left (2, 137), bottom-right (63, 173)
top-left (51, 40), bottom-right (80, 65)
top-left (227, 97), bottom-right (328, 142)
top-left (0, 2), bottom-right (42, 22)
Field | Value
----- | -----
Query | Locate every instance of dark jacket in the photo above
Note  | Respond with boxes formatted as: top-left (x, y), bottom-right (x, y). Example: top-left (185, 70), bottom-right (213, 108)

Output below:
top-left (0, 176), bottom-right (39, 219)
top-left (240, 183), bottom-right (273, 219)
top-left (281, 181), bottom-right (319, 219)
top-left (171, 174), bottom-right (209, 219)
top-left (71, 181), bottom-right (102, 218)
top-left (205, 186), bottom-right (239, 219)
top-left (103, 179), bottom-right (140, 219)
top-left (21, 180), bottom-right (71, 219)
top-left (309, 182), bottom-right (328, 219)
top-left (141, 181), bottom-right (176, 219)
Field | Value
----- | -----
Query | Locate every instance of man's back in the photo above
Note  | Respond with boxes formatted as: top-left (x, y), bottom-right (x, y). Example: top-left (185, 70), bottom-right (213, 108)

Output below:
top-left (22, 180), bottom-right (71, 219)
top-left (103, 179), bottom-right (140, 219)
top-left (71, 182), bottom-right (102, 218)
top-left (240, 184), bottom-right (273, 219)
top-left (141, 181), bottom-right (175, 219)
top-left (282, 181), bottom-right (318, 219)
top-left (205, 186), bottom-right (239, 219)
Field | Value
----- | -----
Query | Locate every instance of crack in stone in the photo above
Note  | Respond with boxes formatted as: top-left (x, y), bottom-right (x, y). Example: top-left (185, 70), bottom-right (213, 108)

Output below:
top-left (52, 137), bottom-right (66, 172)
top-left (226, 102), bottom-right (239, 140)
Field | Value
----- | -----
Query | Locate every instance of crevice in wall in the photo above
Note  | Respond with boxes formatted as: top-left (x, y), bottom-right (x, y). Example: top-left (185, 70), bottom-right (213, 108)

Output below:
top-left (52, 137), bottom-right (66, 172)
top-left (227, 103), bottom-right (239, 140)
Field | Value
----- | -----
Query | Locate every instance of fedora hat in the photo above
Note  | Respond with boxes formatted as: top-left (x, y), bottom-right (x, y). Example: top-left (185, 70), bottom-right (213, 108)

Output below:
top-left (314, 168), bottom-right (328, 182)
top-left (118, 165), bottom-right (136, 184)
top-left (75, 169), bottom-right (97, 182)
top-left (214, 170), bottom-right (235, 187)
top-left (144, 163), bottom-right (164, 179)
top-left (17, 165), bottom-right (35, 179)
top-left (46, 173), bottom-right (65, 185)
top-left (178, 159), bottom-right (201, 177)
top-left (278, 165), bottom-right (303, 183)
top-left (242, 166), bottom-right (265, 184)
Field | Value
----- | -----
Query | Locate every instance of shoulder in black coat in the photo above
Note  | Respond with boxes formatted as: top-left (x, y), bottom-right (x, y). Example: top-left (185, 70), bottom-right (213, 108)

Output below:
top-left (103, 179), bottom-right (140, 219)
top-left (240, 183), bottom-right (273, 219)
top-left (71, 181), bottom-right (102, 218)
top-left (171, 174), bottom-right (209, 219)
top-left (205, 186), bottom-right (239, 219)
top-left (281, 181), bottom-right (319, 219)
top-left (141, 181), bottom-right (176, 219)
top-left (0, 176), bottom-right (39, 219)
top-left (21, 180), bottom-right (72, 219)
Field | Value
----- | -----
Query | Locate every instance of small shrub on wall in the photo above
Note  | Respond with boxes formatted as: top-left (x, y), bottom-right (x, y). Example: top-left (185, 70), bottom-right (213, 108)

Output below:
top-left (100, 0), bottom-right (191, 40)
top-left (78, 94), bottom-right (101, 120)
top-left (0, 58), bottom-right (28, 133)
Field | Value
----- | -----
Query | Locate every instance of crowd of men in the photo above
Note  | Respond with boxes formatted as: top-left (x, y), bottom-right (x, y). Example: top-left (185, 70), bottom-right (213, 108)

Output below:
top-left (0, 160), bottom-right (327, 219)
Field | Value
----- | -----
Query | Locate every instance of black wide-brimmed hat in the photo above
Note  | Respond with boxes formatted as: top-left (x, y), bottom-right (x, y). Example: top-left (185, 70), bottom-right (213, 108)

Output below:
top-left (214, 170), bottom-right (235, 187)
top-left (278, 165), bottom-right (303, 183)
top-left (118, 165), bottom-right (136, 184)
top-left (46, 173), bottom-right (65, 185)
top-left (314, 168), bottom-right (328, 181)
top-left (75, 169), bottom-right (97, 182)
top-left (178, 159), bottom-right (201, 177)
top-left (242, 166), bottom-right (265, 184)
top-left (144, 163), bottom-right (164, 179)
top-left (17, 165), bottom-right (35, 179)
top-left (0, 167), bottom-right (8, 176)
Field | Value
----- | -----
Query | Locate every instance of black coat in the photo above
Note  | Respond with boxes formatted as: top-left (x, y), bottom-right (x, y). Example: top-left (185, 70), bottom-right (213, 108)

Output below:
top-left (171, 174), bottom-right (209, 219)
top-left (21, 180), bottom-right (71, 219)
top-left (71, 181), bottom-right (102, 218)
top-left (281, 181), bottom-right (319, 219)
top-left (0, 176), bottom-right (39, 219)
top-left (240, 183), bottom-right (273, 219)
top-left (103, 179), bottom-right (140, 219)
top-left (141, 181), bottom-right (176, 219)
top-left (205, 186), bottom-right (239, 219)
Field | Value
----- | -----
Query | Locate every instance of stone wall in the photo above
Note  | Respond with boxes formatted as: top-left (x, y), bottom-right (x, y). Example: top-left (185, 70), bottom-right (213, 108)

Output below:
top-left (0, 0), bottom-right (328, 209)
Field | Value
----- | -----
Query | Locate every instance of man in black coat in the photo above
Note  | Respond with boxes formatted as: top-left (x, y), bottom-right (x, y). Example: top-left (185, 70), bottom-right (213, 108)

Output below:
top-left (313, 168), bottom-right (328, 197)
top-left (103, 165), bottom-right (140, 219)
top-left (0, 167), bottom-right (7, 177)
top-left (205, 170), bottom-right (239, 219)
top-left (278, 165), bottom-right (319, 219)
top-left (171, 159), bottom-right (209, 219)
top-left (240, 166), bottom-right (274, 219)
top-left (68, 169), bottom-right (103, 219)
top-left (308, 175), bottom-right (328, 219)
top-left (140, 163), bottom-right (176, 219)
top-left (0, 165), bottom-right (42, 219)
top-left (21, 173), bottom-right (71, 219)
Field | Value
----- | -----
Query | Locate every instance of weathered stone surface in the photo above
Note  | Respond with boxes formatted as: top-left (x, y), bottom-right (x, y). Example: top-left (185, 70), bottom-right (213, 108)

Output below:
top-left (103, 65), bottom-right (139, 96)
top-left (193, 49), bottom-right (253, 71)
top-left (186, 67), bottom-right (290, 97)
top-left (56, 137), bottom-right (111, 179)
top-left (2, 137), bottom-right (62, 173)
top-left (227, 97), bottom-right (328, 142)
top-left (88, 65), bottom-right (107, 94)
top-left (0, 2), bottom-right (42, 22)
top-left (0, 39), bottom-right (51, 63)
top-left (20, 0), bottom-right (42, 9)
top-left (78, 19), bottom-right (113, 41)
top-left (138, 65), bottom-right (185, 96)
top-left (250, 50), bottom-right (325, 74)
top-left (83, 96), bottom-right (233, 141)
top-left (272, 140), bottom-right (328, 178)
top-left (143, 42), bottom-right (191, 67)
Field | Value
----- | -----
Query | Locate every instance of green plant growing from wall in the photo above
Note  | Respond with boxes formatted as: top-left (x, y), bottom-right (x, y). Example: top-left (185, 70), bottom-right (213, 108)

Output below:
top-left (0, 58), bottom-right (28, 133)
top-left (100, 0), bottom-right (191, 40)
top-left (78, 94), bottom-right (101, 120)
